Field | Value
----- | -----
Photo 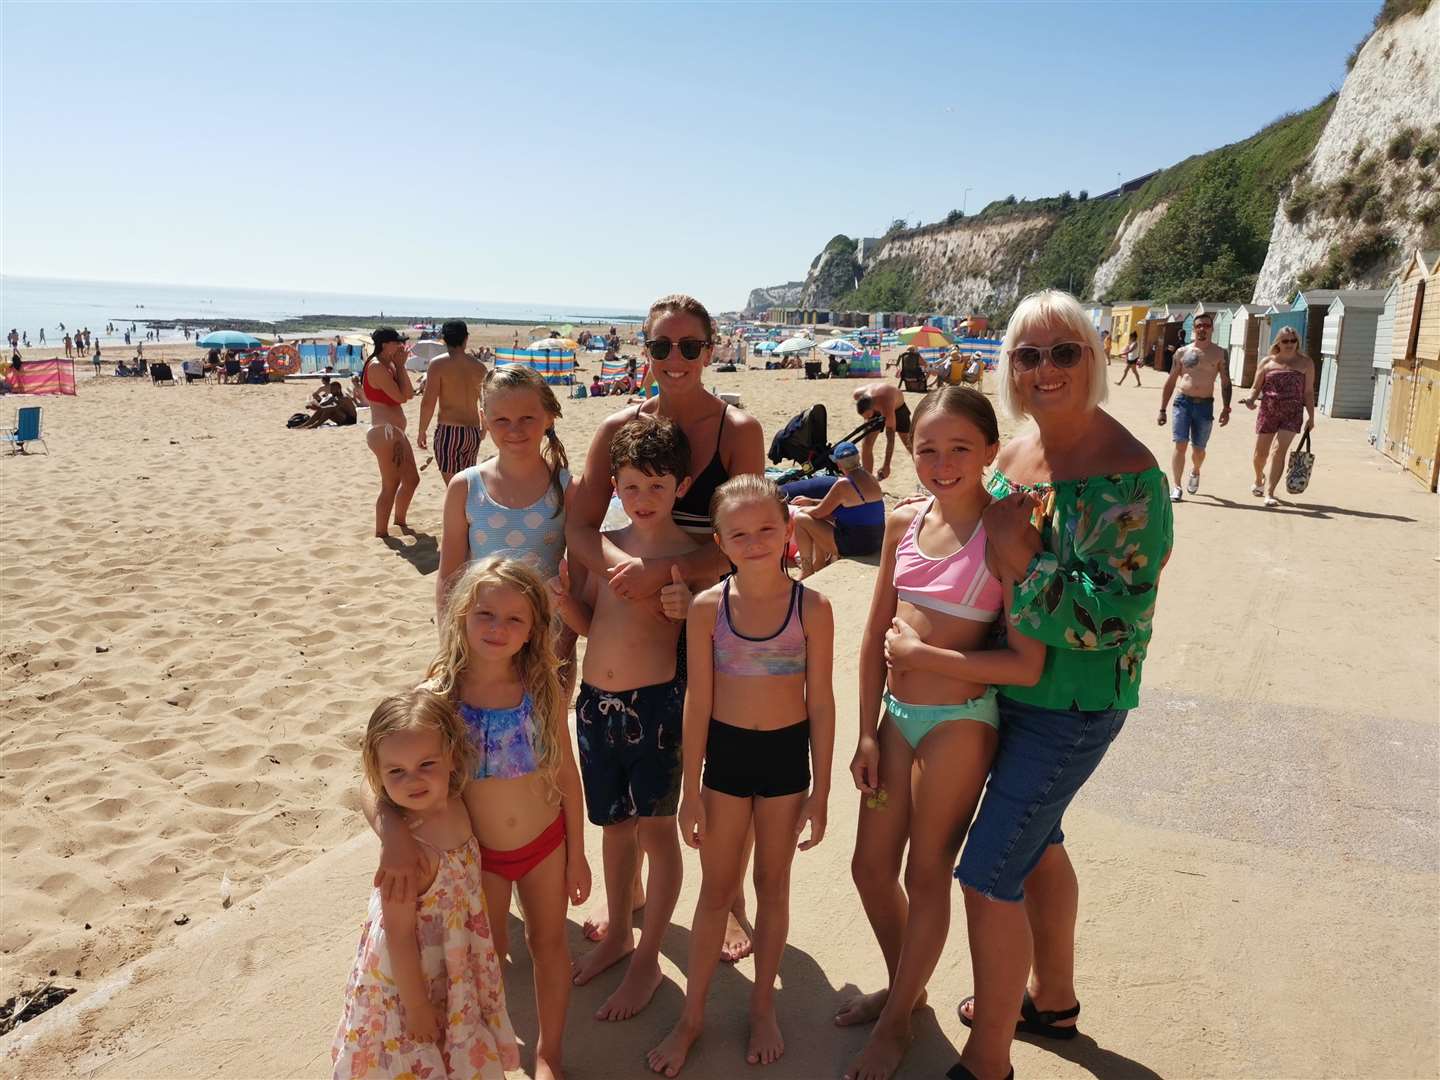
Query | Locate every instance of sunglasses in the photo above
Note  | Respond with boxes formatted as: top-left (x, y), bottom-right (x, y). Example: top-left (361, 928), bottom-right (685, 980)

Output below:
top-left (1009, 342), bottom-right (1087, 371)
top-left (645, 337), bottom-right (711, 361)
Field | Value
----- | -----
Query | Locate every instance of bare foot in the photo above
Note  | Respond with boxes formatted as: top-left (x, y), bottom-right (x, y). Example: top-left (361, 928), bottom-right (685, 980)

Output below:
top-left (535, 1053), bottom-right (564, 1080)
top-left (583, 882), bottom-right (646, 942)
top-left (721, 909), bottom-right (753, 964)
top-left (835, 988), bottom-right (925, 1027)
top-left (843, 1019), bottom-right (911, 1080)
top-left (746, 1005), bottom-right (785, 1066)
top-left (647, 1018), bottom-right (702, 1077)
top-left (595, 957), bottom-right (663, 1021)
top-left (572, 927), bottom-right (635, 986)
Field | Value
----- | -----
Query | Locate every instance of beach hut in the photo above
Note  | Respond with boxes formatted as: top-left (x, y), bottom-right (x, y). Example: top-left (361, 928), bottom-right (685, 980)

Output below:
top-left (1259, 300), bottom-right (1299, 357)
top-left (1228, 304), bottom-right (1268, 387)
top-left (1086, 306), bottom-right (1111, 335)
top-left (1107, 303), bottom-right (1149, 360)
top-left (1184, 302), bottom-right (1235, 350)
top-left (1317, 290), bottom-right (1387, 419)
top-left (1369, 284), bottom-right (1399, 446)
top-left (1381, 250), bottom-right (1440, 489)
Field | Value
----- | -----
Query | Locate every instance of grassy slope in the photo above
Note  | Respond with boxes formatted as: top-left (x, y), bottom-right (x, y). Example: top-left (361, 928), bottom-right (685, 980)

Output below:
top-left (830, 96), bottom-right (1334, 318)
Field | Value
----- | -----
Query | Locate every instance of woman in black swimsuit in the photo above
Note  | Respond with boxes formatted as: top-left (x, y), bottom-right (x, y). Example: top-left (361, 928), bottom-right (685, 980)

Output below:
top-left (567, 293), bottom-right (766, 595)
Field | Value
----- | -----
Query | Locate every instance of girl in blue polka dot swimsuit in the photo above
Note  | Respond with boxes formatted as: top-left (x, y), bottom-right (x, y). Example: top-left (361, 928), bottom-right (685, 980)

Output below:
top-left (438, 365), bottom-right (572, 618)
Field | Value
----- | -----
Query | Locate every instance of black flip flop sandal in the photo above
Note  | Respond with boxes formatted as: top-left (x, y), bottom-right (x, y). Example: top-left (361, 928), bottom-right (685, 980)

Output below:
top-left (958, 991), bottom-right (1080, 1040)
top-left (946, 1064), bottom-right (1014, 1080)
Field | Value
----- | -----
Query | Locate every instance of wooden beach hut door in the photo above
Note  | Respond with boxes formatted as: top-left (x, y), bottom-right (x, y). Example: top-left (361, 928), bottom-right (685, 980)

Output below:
top-left (1383, 254), bottom-right (1439, 490)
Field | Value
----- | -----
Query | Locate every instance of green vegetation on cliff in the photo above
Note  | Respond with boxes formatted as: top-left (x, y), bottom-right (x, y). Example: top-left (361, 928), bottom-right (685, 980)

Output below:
top-left (1105, 98), bottom-right (1336, 302)
top-left (835, 259), bottom-right (922, 312)
top-left (823, 94), bottom-right (1335, 321)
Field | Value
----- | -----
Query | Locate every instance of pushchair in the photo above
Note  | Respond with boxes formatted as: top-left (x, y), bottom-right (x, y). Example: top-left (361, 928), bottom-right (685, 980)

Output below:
top-left (767, 403), bottom-right (884, 485)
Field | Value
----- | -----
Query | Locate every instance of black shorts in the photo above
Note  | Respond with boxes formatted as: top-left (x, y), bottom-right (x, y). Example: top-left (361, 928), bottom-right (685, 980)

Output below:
top-left (703, 719), bottom-right (810, 799)
top-left (833, 521), bottom-right (884, 556)
top-left (894, 403), bottom-right (911, 434)
top-left (576, 677), bottom-right (684, 826)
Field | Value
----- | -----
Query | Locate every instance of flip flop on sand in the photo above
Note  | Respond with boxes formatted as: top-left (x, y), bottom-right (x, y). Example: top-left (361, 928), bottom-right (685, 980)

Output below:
top-left (959, 991), bottom-right (1080, 1040)
top-left (1251, 484), bottom-right (1264, 497)
top-left (1264, 496), bottom-right (1280, 507)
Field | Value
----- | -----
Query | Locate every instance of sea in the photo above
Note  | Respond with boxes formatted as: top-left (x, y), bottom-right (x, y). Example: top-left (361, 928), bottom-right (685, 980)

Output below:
top-left (0, 275), bottom-right (644, 345)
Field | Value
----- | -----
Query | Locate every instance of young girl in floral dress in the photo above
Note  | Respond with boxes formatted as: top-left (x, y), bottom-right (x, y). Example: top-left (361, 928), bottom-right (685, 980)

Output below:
top-left (332, 688), bottom-right (519, 1079)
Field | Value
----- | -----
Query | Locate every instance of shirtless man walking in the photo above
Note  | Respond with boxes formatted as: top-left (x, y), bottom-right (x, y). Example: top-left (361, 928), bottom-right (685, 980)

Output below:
top-left (417, 319), bottom-right (487, 483)
top-left (1158, 311), bottom-right (1231, 501)
top-left (852, 381), bottom-right (912, 480)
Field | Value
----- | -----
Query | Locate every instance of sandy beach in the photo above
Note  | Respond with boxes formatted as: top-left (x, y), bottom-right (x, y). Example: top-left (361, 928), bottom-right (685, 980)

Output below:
top-left (2, 344), bottom-right (1437, 1078)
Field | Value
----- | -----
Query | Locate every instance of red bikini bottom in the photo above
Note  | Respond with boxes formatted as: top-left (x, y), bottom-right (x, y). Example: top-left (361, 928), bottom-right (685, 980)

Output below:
top-left (479, 812), bottom-right (565, 882)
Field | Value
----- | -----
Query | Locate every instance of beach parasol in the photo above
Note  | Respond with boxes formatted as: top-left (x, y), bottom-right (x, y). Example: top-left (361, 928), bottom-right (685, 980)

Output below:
top-left (408, 340), bottom-right (446, 372)
top-left (773, 337), bottom-right (817, 356)
top-left (753, 341), bottom-right (778, 354)
top-left (198, 331), bottom-right (262, 349)
top-left (820, 339), bottom-right (862, 357)
top-left (897, 325), bottom-right (952, 349)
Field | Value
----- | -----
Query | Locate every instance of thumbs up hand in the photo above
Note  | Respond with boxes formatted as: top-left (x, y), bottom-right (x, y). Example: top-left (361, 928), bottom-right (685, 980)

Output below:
top-left (660, 564), bottom-right (692, 622)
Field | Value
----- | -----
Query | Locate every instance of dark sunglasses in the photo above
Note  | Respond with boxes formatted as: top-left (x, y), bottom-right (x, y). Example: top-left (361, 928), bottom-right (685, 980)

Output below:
top-left (645, 337), bottom-right (711, 361)
top-left (1009, 342), bottom-right (1087, 371)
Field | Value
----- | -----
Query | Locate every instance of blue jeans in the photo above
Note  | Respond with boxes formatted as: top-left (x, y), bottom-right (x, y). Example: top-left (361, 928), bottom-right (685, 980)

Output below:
top-left (955, 695), bottom-right (1127, 902)
top-left (1171, 394), bottom-right (1215, 449)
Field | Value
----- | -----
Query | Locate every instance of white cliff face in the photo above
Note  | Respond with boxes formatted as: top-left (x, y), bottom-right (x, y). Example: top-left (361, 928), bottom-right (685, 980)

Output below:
top-left (1253, 3), bottom-right (1440, 302)
top-left (868, 215), bottom-right (1055, 312)
top-left (1090, 202), bottom-right (1171, 300)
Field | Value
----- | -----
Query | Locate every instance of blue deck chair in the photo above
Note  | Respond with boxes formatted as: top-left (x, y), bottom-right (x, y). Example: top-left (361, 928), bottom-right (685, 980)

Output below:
top-left (3, 406), bottom-right (48, 455)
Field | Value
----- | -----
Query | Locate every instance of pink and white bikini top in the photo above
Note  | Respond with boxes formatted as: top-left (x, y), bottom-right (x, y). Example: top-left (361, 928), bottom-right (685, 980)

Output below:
top-left (892, 500), bottom-right (1003, 623)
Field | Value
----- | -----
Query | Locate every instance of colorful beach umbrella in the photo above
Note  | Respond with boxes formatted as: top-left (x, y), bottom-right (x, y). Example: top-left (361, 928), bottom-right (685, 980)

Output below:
top-left (897, 325), bottom-right (952, 349)
top-left (820, 339), bottom-right (862, 357)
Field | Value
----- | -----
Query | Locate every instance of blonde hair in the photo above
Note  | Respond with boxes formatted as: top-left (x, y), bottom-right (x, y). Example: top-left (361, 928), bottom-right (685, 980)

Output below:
top-left (425, 557), bottom-right (565, 802)
top-left (996, 289), bottom-right (1110, 421)
top-left (361, 688), bottom-right (475, 808)
top-left (709, 473), bottom-right (789, 533)
top-left (644, 293), bottom-right (715, 341)
top-left (482, 364), bottom-right (569, 515)
top-left (1267, 328), bottom-right (1310, 362)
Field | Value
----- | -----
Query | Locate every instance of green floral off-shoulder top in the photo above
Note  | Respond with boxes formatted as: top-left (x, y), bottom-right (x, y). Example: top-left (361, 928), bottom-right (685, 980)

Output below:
top-left (989, 466), bottom-right (1173, 711)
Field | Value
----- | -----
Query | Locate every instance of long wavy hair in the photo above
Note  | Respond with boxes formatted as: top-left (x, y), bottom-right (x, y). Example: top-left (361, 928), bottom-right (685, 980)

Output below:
top-left (425, 556), bottom-right (564, 802)
top-left (361, 687), bottom-right (475, 810)
top-left (482, 364), bottom-right (570, 516)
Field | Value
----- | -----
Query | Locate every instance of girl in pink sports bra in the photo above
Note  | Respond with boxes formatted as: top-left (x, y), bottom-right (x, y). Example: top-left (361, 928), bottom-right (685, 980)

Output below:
top-left (839, 387), bottom-right (1045, 1080)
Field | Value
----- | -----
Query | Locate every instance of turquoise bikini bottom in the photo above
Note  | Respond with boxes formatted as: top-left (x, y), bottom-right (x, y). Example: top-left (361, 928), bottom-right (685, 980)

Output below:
top-left (883, 687), bottom-right (999, 749)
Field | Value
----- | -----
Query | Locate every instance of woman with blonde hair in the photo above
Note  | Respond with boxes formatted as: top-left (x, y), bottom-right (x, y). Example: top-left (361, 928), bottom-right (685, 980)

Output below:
top-left (1241, 328), bottom-right (1315, 507)
top-left (946, 289), bottom-right (1173, 1080)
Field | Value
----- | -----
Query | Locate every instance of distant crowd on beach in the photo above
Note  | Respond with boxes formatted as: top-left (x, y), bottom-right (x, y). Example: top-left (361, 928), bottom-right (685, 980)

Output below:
top-left (326, 288), bottom-right (1189, 1080)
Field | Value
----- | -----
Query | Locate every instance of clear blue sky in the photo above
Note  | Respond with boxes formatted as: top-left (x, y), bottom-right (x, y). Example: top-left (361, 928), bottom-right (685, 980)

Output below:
top-left (2, 1), bottom-right (1377, 312)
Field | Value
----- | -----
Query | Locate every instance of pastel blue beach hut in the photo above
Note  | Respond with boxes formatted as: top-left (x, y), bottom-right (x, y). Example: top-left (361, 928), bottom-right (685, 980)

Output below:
top-left (1318, 290), bottom-right (1388, 419)
top-left (1369, 283), bottom-right (1398, 445)
top-left (1183, 302), bottom-right (1235, 350)
top-left (1229, 304), bottom-right (1268, 387)
top-left (1259, 300), bottom-right (1299, 357)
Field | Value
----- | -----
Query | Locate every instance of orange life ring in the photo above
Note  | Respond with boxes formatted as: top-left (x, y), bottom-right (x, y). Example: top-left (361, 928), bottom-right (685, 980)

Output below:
top-left (268, 343), bottom-right (302, 375)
